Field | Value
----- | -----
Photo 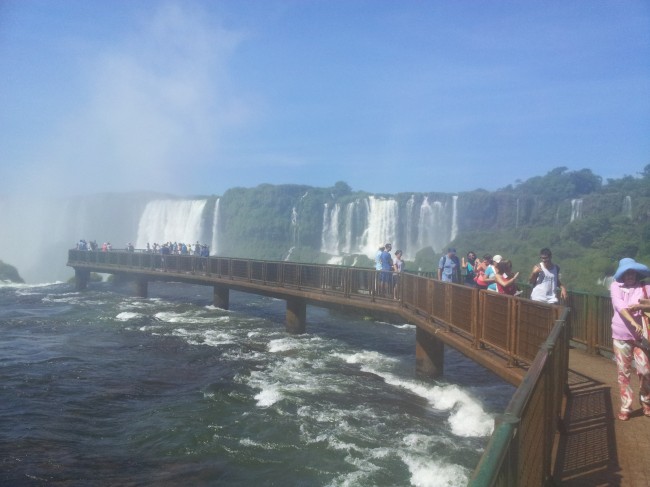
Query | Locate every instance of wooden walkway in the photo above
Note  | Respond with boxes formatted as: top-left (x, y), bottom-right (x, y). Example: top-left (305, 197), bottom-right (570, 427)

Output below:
top-left (555, 347), bottom-right (650, 486)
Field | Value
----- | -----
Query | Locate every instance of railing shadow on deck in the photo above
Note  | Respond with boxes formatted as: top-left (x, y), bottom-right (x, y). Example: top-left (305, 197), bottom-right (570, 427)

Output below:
top-left (68, 249), bottom-right (571, 486)
top-left (552, 370), bottom-right (620, 486)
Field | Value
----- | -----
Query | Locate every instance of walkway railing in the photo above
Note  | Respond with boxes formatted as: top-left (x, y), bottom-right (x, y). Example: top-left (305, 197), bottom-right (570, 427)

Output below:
top-left (68, 249), bottom-right (564, 367)
top-left (469, 307), bottom-right (570, 486)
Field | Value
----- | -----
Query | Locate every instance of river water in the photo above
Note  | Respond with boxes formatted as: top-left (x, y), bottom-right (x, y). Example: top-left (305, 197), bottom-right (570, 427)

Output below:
top-left (0, 280), bottom-right (514, 486)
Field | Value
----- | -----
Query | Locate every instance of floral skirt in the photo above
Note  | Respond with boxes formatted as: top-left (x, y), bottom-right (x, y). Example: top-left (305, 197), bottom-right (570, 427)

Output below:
top-left (613, 339), bottom-right (650, 413)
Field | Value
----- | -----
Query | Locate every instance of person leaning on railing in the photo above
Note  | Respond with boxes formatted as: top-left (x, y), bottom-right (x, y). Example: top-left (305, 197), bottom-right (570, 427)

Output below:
top-left (610, 257), bottom-right (650, 421)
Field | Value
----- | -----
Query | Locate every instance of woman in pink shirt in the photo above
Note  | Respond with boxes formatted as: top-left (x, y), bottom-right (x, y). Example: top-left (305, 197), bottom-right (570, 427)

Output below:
top-left (610, 258), bottom-right (650, 420)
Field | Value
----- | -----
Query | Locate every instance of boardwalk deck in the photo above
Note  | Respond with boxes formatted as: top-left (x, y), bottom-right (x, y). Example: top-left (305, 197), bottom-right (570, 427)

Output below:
top-left (555, 347), bottom-right (650, 486)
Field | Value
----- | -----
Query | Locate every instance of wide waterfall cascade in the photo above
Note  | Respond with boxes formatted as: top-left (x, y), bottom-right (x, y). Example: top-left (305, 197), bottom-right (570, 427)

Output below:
top-left (136, 199), bottom-right (208, 248)
top-left (623, 195), bottom-right (632, 219)
top-left (570, 199), bottom-right (583, 222)
top-left (320, 195), bottom-right (457, 260)
top-left (210, 198), bottom-right (220, 254)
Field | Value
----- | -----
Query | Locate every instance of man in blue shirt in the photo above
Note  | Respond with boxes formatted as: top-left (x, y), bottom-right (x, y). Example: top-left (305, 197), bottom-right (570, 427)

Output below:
top-left (380, 243), bottom-right (393, 295)
top-left (438, 248), bottom-right (461, 283)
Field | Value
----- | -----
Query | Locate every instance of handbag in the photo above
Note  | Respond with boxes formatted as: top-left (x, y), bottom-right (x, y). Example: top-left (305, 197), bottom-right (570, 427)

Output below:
top-left (636, 285), bottom-right (650, 351)
top-left (642, 285), bottom-right (650, 341)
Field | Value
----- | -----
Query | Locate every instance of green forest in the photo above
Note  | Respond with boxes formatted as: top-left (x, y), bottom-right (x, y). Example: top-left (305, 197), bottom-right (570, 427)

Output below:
top-left (417, 166), bottom-right (650, 295)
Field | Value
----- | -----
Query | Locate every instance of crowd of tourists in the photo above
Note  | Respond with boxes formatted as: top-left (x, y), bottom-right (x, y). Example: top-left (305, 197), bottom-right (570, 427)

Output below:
top-left (436, 246), bottom-right (567, 303)
top-left (142, 242), bottom-right (210, 257)
top-left (374, 243), bottom-right (404, 299)
top-left (76, 239), bottom-right (210, 257)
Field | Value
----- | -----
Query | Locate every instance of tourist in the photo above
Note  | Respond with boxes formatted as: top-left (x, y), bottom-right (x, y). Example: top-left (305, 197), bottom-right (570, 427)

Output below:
top-left (528, 248), bottom-right (567, 303)
top-left (486, 255), bottom-right (502, 292)
top-left (462, 251), bottom-right (478, 287)
top-left (495, 259), bottom-right (519, 295)
top-left (392, 250), bottom-right (404, 299)
top-left (438, 248), bottom-right (460, 283)
top-left (474, 255), bottom-right (492, 290)
top-left (380, 243), bottom-right (393, 296)
top-left (610, 257), bottom-right (650, 421)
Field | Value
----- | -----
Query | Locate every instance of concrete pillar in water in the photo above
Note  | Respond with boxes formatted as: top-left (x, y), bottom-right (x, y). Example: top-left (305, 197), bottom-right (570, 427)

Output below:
top-left (415, 327), bottom-right (444, 378)
top-left (213, 285), bottom-right (230, 310)
top-left (286, 298), bottom-right (306, 334)
top-left (135, 278), bottom-right (148, 298)
top-left (75, 268), bottom-right (90, 291)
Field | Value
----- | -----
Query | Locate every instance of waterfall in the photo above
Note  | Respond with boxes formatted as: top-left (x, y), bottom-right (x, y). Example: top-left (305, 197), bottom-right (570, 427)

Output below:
top-left (341, 201), bottom-right (363, 254)
top-left (450, 195), bottom-right (458, 242)
top-left (320, 203), bottom-right (341, 255)
top-left (623, 195), bottom-right (632, 219)
top-left (360, 196), bottom-right (398, 256)
top-left (210, 198), bottom-right (220, 254)
top-left (291, 206), bottom-right (298, 243)
top-left (405, 195), bottom-right (417, 254)
top-left (319, 194), bottom-right (456, 259)
top-left (135, 199), bottom-right (207, 248)
top-left (570, 199), bottom-right (583, 222)
top-left (415, 197), bottom-right (449, 253)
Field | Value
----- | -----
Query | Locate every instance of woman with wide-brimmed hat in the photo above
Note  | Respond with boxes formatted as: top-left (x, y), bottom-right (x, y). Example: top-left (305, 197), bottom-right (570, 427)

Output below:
top-left (610, 257), bottom-right (650, 421)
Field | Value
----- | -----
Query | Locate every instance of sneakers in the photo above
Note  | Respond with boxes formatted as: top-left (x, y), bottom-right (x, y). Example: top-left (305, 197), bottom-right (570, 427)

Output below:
top-left (618, 411), bottom-right (631, 421)
top-left (643, 405), bottom-right (650, 417)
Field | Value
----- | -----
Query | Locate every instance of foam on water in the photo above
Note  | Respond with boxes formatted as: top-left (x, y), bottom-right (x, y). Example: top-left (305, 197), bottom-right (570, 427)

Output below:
top-left (393, 323), bottom-right (416, 330)
top-left (267, 336), bottom-right (324, 354)
top-left (253, 382), bottom-right (283, 407)
top-left (171, 327), bottom-right (236, 346)
top-left (153, 310), bottom-right (225, 325)
top-left (337, 349), bottom-right (494, 437)
top-left (336, 349), bottom-right (399, 366)
top-left (115, 311), bottom-right (141, 321)
top-left (399, 452), bottom-right (469, 487)
top-left (3, 281), bottom-right (64, 290)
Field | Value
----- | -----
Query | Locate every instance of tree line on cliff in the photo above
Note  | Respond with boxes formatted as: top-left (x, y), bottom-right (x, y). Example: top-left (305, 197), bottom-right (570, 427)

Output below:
top-left (441, 166), bottom-right (650, 294)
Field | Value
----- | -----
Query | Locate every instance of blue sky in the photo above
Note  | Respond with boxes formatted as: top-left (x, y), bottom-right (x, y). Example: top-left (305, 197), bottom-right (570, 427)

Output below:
top-left (1, 0), bottom-right (648, 197)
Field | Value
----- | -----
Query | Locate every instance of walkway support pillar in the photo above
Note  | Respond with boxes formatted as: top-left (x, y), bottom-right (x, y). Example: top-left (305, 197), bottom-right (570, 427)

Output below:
top-left (416, 327), bottom-right (444, 378)
top-left (135, 278), bottom-right (148, 298)
top-left (213, 285), bottom-right (230, 310)
top-left (286, 298), bottom-right (306, 334)
top-left (75, 268), bottom-right (90, 291)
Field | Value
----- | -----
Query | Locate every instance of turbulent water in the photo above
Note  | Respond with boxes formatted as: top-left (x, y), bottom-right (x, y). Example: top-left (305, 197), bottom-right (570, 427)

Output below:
top-left (0, 280), bottom-right (514, 486)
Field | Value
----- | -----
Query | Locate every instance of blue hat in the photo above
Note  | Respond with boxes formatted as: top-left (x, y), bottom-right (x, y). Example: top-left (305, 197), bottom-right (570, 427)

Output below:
top-left (448, 248), bottom-right (456, 254)
top-left (613, 258), bottom-right (650, 282)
